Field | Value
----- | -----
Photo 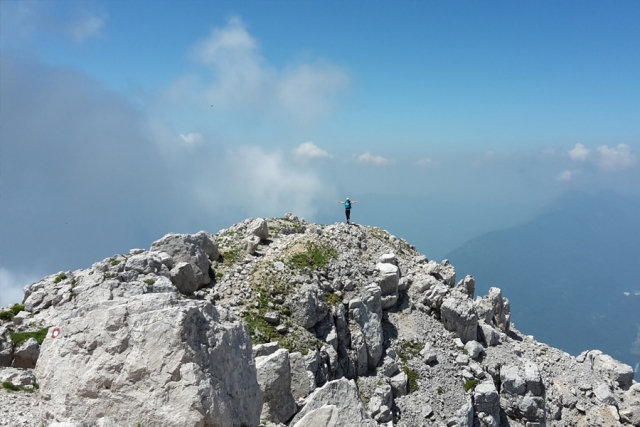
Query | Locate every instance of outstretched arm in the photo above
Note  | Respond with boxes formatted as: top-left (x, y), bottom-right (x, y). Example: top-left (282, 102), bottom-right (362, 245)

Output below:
top-left (336, 200), bottom-right (344, 204)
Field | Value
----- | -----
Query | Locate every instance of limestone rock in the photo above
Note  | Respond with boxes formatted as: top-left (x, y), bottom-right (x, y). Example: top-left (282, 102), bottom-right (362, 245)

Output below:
top-left (464, 340), bottom-right (484, 360)
top-left (289, 378), bottom-right (376, 427)
top-left (253, 342), bottom-right (280, 358)
top-left (288, 284), bottom-right (328, 329)
top-left (256, 348), bottom-right (297, 424)
top-left (243, 235), bottom-right (261, 255)
top-left (421, 282), bottom-right (449, 310)
top-left (500, 361), bottom-right (545, 423)
top-left (455, 275), bottom-right (475, 299)
top-left (426, 259), bottom-right (456, 287)
top-left (12, 311), bottom-right (29, 325)
top-left (150, 232), bottom-right (214, 288)
top-left (390, 371), bottom-right (408, 397)
top-left (349, 284), bottom-right (383, 369)
top-left (594, 383), bottom-right (616, 405)
top-left (380, 293), bottom-right (398, 310)
top-left (0, 366), bottom-right (37, 386)
top-left (0, 340), bottom-right (13, 367)
top-left (376, 263), bottom-right (399, 296)
top-left (448, 398), bottom-right (473, 427)
top-left (441, 297), bottom-right (478, 343)
top-left (150, 250), bottom-right (174, 269)
top-left (248, 218), bottom-right (270, 241)
top-left (12, 337), bottom-right (40, 369)
top-left (34, 293), bottom-right (262, 427)
top-left (169, 261), bottom-right (198, 295)
top-left (474, 380), bottom-right (500, 427)
top-left (478, 321), bottom-right (500, 346)
top-left (488, 287), bottom-right (510, 333)
top-left (368, 385), bottom-right (393, 416)
top-left (586, 350), bottom-right (634, 389)
top-left (193, 230), bottom-right (219, 261)
top-left (290, 352), bottom-right (311, 401)
top-left (124, 253), bottom-right (162, 275)
top-left (378, 253), bottom-right (396, 264)
top-left (291, 404), bottom-right (340, 427)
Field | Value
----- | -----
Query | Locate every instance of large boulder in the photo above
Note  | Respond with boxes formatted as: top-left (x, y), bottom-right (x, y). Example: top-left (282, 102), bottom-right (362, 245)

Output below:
top-left (11, 337), bottom-right (40, 369)
top-left (582, 350), bottom-right (634, 389)
top-left (376, 263), bottom-right (399, 296)
top-left (349, 285), bottom-right (384, 369)
top-left (290, 351), bottom-right (312, 401)
top-left (287, 284), bottom-right (328, 329)
top-left (455, 275), bottom-right (475, 299)
top-left (499, 361), bottom-right (545, 423)
top-left (426, 259), bottom-right (456, 287)
top-left (247, 218), bottom-right (270, 241)
top-left (474, 380), bottom-right (500, 427)
top-left (256, 348), bottom-right (297, 424)
top-left (150, 232), bottom-right (217, 289)
top-left (124, 253), bottom-right (164, 275)
top-left (34, 293), bottom-right (262, 427)
top-left (169, 262), bottom-right (198, 295)
top-left (441, 297), bottom-right (478, 343)
top-left (289, 378), bottom-right (377, 427)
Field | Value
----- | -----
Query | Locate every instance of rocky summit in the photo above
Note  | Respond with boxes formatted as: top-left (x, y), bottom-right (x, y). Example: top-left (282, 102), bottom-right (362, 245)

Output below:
top-left (1, 213), bottom-right (638, 427)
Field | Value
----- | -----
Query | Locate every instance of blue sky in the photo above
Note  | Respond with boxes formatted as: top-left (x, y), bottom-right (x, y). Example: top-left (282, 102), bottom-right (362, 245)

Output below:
top-left (1, 0), bottom-right (639, 305)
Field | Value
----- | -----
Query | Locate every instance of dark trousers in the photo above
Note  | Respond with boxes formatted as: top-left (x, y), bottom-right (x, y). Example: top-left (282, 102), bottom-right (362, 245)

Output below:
top-left (345, 209), bottom-right (351, 222)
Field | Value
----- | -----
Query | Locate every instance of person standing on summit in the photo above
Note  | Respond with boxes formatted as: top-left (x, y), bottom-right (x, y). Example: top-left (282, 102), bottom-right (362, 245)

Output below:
top-left (337, 197), bottom-right (358, 224)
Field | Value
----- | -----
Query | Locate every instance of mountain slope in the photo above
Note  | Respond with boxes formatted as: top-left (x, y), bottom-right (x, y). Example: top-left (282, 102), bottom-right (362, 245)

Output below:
top-left (447, 190), bottom-right (640, 367)
top-left (1, 213), bottom-right (638, 426)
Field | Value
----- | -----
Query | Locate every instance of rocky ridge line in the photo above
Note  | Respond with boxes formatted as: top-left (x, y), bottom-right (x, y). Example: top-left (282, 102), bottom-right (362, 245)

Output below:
top-left (0, 213), bottom-right (638, 427)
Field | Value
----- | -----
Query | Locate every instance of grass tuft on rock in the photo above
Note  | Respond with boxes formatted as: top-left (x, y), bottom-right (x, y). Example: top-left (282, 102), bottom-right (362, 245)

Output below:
top-left (2, 382), bottom-right (19, 391)
top-left (402, 365), bottom-right (420, 393)
top-left (397, 340), bottom-right (425, 362)
top-left (54, 273), bottom-right (67, 283)
top-left (10, 327), bottom-right (49, 346)
top-left (220, 248), bottom-right (241, 266)
top-left (289, 242), bottom-right (337, 270)
top-left (324, 292), bottom-right (342, 308)
top-left (463, 378), bottom-right (480, 392)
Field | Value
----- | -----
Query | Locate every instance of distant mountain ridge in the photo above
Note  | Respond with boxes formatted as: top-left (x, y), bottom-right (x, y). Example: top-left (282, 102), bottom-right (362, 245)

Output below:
top-left (447, 190), bottom-right (640, 367)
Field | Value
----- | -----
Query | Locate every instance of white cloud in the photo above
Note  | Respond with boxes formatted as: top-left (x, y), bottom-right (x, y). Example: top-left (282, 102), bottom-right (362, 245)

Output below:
top-left (187, 17), bottom-right (348, 122)
top-left (179, 132), bottom-right (203, 148)
top-left (417, 157), bottom-right (434, 167)
top-left (192, 146), bottom-right (331, 219)
top-left (292, 142), bottom-right (331, 162)
top-left (278, 61), bottom-right (349, 122)
top-left (0, 268), bottom-right (38, 307)
top-left (596, 144), bottom-right (637, 172)
top-left (357, 152), bottom-right (390, 166)
top-left (568, 143), bottom-right (590, 161)
top-left (557, 170), bottom-right (574, 181)
top-left (192, 17), bottom-right (274, 109)
top-left (67, 14), bottom-right (106, 43)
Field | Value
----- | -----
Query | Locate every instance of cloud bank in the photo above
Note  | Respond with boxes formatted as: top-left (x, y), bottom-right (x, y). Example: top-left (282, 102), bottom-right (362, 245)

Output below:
top-left (597, 144), bottom-right (637, 172)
